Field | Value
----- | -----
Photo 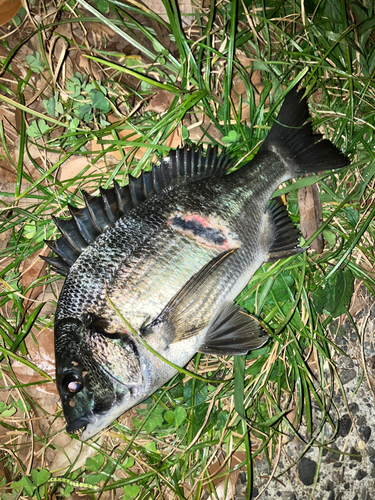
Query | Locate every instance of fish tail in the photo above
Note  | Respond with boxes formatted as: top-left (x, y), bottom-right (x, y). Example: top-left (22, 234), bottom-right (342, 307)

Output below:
top-left (259, 88), bottom-right (350, 176)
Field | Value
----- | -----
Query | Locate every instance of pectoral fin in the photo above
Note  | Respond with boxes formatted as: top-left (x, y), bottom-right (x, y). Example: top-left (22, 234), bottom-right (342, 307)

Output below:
top-left (199, 302), bottom-right (269, 355)
top-left (141, 249), bottom-right (236, 343)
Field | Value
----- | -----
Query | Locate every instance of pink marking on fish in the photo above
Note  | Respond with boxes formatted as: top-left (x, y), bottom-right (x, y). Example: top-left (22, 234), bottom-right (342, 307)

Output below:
top-left (168, 212), bottom-right (240, 250)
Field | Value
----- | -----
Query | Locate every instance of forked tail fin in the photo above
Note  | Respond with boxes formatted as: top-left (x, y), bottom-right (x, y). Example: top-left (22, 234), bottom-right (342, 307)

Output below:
top-left (259, 88), bottom-right (350, 176)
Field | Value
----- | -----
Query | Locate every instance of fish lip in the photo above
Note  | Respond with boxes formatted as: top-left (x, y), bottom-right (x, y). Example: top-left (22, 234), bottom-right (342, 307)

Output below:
top-left (66, 411), bottom-right (95, 433)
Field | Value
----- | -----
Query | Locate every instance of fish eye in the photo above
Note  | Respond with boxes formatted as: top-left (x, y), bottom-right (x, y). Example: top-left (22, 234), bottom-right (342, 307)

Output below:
top-left (62, 372), bottom-right (83, 394)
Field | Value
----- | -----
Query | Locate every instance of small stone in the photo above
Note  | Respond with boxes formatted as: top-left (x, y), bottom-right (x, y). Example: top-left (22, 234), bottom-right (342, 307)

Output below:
top-left (359, 426), bottom-right (371, 443)
top-left (337, 414), bottom-right (352, 437)
top-left (344, 483), bottom-right (350, 489)
top-left (344, 358), bottom-right (355, 369)
top-left (357, 416), bottom-right (367, 426)
top-left (336, 336), bottom-right (348, 352)
top-left (349, 329), bottom-right (357, 341)
top-left (370, 454), bottom-right (375, 464)
top-left (340, 368), bottom-right (356, 384)
top-left (333, 462), bottom-right (343, 468)
top-left (355, 469), bottom-right (367, 480)
top-left (282, 494), bottom-right (296, 500)
top-left (349, 402), bottom-right (359, 414)
top-left (350, 446), bottom-right (362, 462)
top-left (328, 492), bottom-right (335, 500)
top-left (371, 467), bottom-right (375, 478)
top-left (366, 446), bottom-right (375, 456)
top-left (324, 444), bottom-right (341, 461)
top-left (324, 480), bottom-right (335, 491)
top-left (238, 472), bottom-right (246, 485)
top-left (298, 457), bottom-right (317, 486)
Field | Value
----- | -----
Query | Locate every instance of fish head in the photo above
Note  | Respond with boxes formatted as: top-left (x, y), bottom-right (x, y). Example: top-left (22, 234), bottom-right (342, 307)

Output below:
top-left (55, 317), bottom-right (150, 440)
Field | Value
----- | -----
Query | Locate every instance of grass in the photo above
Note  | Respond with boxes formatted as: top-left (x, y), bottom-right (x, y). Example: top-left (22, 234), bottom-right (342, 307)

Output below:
top-left (0, 0), bottom-right (374, 498)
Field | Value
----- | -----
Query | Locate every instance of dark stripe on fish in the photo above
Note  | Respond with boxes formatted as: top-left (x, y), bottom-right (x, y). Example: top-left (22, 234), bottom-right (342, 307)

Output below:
top-left (168, 213), bottom-right (240, 250)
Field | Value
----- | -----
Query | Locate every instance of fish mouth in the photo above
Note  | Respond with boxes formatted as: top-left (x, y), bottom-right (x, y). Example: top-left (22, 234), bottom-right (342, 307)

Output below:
top-left (66, 411), bottom-right (95, 433)
top-left (66, 401), bottom-right (138, 441)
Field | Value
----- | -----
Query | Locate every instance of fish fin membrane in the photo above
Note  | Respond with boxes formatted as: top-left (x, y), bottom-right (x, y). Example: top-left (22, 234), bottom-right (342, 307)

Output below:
top-left (142, 249), bottom-right (237, 343)
top-left (40, 256), bottom-right (70, 276)
top-left (260, 88), bottom-right (350, 175)
top-left (199, 303), bottom-right (268, 355)
top-left (265, 196), bottom-right (307, 262)
top-left (44, 145), bottom-right (234, 276)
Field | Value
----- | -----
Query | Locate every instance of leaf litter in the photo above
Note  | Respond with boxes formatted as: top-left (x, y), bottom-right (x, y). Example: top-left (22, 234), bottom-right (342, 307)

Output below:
top-left (0, 0), bottom-right (374, 498)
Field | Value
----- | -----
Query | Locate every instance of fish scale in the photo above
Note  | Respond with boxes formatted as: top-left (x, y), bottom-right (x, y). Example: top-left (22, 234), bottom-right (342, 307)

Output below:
top-left (46, 88), bottom-right (350, 440)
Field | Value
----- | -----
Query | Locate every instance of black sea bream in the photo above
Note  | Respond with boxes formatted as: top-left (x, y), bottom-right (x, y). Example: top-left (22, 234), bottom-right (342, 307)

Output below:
top-left (44, 88), bottom-right (349, 440)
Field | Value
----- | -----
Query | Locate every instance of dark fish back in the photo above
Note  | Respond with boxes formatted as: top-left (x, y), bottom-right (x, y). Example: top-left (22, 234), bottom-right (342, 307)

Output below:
top-left (43, 146), bottom-right (234, 276)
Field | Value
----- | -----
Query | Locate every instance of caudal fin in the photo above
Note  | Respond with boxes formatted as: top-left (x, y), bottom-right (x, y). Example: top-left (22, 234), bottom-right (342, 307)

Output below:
top-left (260, 88), bottom-right (350, 176)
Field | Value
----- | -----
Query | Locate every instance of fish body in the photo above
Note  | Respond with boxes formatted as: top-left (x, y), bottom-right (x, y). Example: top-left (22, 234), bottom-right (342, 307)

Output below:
top-left (46, 89), bottom-right (349, 440)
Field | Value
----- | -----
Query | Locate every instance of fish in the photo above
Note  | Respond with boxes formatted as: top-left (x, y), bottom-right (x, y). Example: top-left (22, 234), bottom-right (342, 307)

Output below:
top-left (43, 88), bottom-right (349, 441)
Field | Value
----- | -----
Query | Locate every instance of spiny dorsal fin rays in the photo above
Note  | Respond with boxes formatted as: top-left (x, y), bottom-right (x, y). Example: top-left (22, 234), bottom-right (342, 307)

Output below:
top-left (42, 145), bottom-right (235, 276)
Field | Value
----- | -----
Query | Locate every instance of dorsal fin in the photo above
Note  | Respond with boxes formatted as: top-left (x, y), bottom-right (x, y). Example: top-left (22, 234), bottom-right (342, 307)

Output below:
top-left (42, 145), bottom-right (234, 276)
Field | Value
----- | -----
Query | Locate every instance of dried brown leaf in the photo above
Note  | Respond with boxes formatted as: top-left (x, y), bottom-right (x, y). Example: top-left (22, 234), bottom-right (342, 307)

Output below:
top-left (11, 326), bottom-right (57, 395)
top-left (0, 229), bottom-right (12, 251)
top-left (0, 0), bottom-right (21, 27)
top-left (148, 90), bottom-right (175, 114)
top-left (147, 0), bottom-right (195, 26)
top-left (183, 113), bottom-right (222, 143)
top-left (165, 125), bottom-right (182, 149)
top-left (57, 156), bottom-right (106, 191)
top-left (231, 67), bottom-right (264, 120)
top-left (297, 184), bottom-right (324, 253)
top-left (20, 247), bottom-right (50, 304)
top-left (96, 116), bottom-right (154, 161)
top-left (349, 281), bottom-right (368, 318)
top-left (51, 435), bottom-right (104, 474)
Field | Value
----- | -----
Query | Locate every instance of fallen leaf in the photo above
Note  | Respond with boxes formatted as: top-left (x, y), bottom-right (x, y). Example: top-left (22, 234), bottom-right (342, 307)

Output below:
top-left (297, 184), bottom-right (324, 253)
top-left (307, 346), bottom-right (320, 377)
top-left (0, 229), bottom-right (12, 251)
top-left (32, 285), bottom-right (61, 316)
top-left (11, 326), bottom-right (57, 395)
top-left (349, 280), bottom-right (367, 318)
top-left (210, 479), bottom-right (236, 500)
top-left (207, 451), bottom-right (246, 488)
top-left (148, 90), bottom-right (175, 114)
top-left (57, 156), bottom-right (107, 191)
top-left (165, 125), bottom-right (182, 149)
top-left (231, 66), bottom-right (264, 120)
top-left (20, 247), bottom-right (50, 305)
top-left (94, 115), bottom-right (153, 162)
top-left (50, 434), bottom-right (104, 474)
top-left (183, 113), bottom-right (222, 143)
top-left (0, 0), bottom-right (22, 27)
top-left (0, 181), bottom-right (44, 211)
top-left (147, 0), bottom-right (195, 26)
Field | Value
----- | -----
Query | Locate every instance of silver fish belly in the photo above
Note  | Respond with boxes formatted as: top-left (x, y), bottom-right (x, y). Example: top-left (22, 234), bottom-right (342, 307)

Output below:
top-left (44, 88), bottom-right (349, 440)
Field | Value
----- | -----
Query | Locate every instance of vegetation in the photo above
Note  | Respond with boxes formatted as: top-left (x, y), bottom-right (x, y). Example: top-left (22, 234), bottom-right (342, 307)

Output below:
top-left (0, 0), bottom-right (374, 498)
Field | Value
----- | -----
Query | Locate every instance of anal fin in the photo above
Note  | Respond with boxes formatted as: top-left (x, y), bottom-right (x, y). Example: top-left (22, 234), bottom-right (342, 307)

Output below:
top-left (265, 197), bottom-right (307, 262)
top-left (199, 303), bottom-right (268, 355)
